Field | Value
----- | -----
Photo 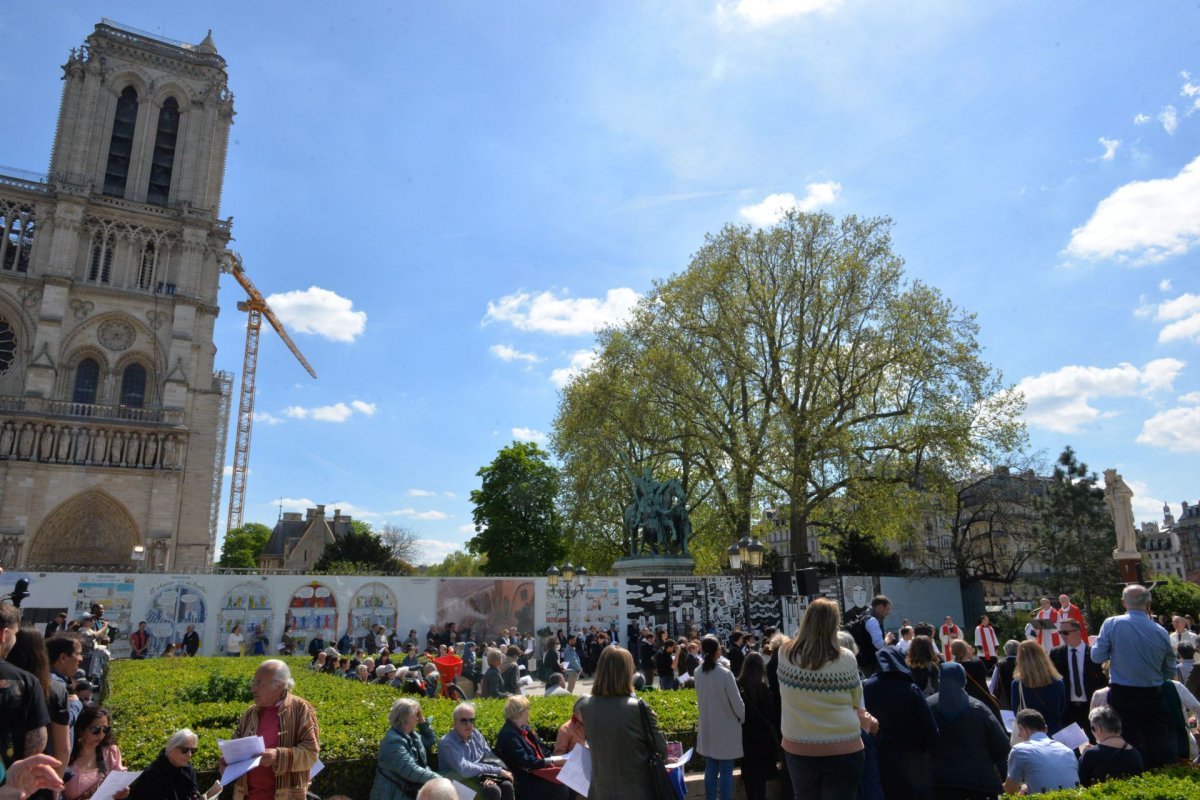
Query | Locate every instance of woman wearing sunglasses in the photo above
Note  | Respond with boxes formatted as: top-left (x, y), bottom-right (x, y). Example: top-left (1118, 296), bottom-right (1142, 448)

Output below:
top-left (127, 728), bottom-right (202, 800)
top-left (63, 706), bottom-right (127, 800)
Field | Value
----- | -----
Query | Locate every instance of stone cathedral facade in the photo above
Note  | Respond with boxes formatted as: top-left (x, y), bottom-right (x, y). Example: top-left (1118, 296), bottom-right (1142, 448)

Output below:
top-left (0, 21), bottom-right (234, 570)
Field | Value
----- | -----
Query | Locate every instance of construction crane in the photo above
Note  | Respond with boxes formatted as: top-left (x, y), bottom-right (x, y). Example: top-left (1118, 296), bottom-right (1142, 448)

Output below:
top-left (222, 250), bottom-right (317, 531)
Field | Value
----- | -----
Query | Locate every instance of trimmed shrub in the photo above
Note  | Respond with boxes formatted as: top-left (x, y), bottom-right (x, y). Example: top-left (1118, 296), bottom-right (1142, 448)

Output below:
top-left (1005, 766), bottom-right (1200, 798)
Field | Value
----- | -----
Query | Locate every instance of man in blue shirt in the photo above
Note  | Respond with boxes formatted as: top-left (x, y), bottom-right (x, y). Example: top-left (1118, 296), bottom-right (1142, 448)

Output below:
top-left (437, 702), bottom-right (514, 800)
top-left (1091, 583), bottom-right (1177, 767)
top-left (1003, 709), bottom-right (1079, 795)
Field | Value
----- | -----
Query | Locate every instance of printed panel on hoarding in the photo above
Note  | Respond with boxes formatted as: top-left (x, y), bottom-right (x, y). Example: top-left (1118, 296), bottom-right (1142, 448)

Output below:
top-left (285, 581), bottom-right (338, 654)
top-left (144, 580), bottom-right (206, 656)
top-left (436, 579), bottom-right (536, 642)
top-left (218, 583), bottom-right (275, 656)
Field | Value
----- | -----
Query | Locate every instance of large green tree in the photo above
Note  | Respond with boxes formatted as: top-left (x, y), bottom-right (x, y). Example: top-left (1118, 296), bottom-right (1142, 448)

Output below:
top-left (217, 523), bottom-right (272, 569)
top-left (554, 211), bottom-right (1023, 564)
top-left (423, 550), bottom-right (487, 576)
top-left (1034, 446), bottom-right (1117, 628)
top-left (468, 441), bottom-right (565, 575)
top-left (314, 521), bottom-right (413, 575)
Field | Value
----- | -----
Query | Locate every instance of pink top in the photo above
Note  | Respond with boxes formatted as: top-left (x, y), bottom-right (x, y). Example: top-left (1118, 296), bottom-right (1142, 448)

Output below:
top-left (64, 745), bottom-right (124, 800)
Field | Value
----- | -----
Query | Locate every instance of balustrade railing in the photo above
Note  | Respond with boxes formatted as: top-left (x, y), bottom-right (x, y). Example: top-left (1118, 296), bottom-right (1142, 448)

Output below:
top-left (0, 395), bottom-right (185, 425)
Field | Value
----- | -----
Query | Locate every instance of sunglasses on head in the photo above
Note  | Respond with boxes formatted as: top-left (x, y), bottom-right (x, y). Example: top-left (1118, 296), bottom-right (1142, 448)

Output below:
top-left (89, 725), bottom-right (112, 735)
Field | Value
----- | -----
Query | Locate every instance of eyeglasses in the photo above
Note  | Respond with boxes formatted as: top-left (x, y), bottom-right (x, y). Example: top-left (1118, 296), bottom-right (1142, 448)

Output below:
top-left (177, 747), bottom-right (197, 754)
top-left (457, 718), bottom-right (476, 725)
top-left (88, 726), bottom-right (112, 735)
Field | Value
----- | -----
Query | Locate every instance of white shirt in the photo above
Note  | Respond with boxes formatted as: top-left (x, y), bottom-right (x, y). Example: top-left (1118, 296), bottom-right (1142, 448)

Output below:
top-left (1063, 642), bottom-right (1088, 702)
top-left (1170, 629), bottom-right (1199, 664)
top-left (896, 637), bottom-right (913, 655)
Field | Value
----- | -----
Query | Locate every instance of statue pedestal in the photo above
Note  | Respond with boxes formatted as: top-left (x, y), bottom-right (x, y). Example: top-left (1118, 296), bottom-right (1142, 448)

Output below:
top-left (1114, 549), bottom-right (1142, 584)
top-left (613, 555), bottom-right (695, 577)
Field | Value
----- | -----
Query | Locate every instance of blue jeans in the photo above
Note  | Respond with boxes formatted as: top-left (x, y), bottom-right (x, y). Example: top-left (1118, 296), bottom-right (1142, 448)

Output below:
top-left (705, 757), bottom-right (734, 800)
top-left (660, 674), bottom-right (678, 691)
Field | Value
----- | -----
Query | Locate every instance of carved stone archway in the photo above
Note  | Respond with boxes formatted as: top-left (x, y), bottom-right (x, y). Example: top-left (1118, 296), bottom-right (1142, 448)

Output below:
top-left (27, 490), bottom-right (142, 566)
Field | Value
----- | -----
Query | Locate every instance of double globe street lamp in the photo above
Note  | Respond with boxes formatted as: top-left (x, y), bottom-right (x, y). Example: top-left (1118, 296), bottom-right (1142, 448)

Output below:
top-left (546, 562), bottom-right (588, 636)
top-left (727, 535), bottom-right (767, 633)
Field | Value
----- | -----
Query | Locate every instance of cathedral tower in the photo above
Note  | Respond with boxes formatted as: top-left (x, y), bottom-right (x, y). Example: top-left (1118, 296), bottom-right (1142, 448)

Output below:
top-left (0, 20), bottom-right (234, 570)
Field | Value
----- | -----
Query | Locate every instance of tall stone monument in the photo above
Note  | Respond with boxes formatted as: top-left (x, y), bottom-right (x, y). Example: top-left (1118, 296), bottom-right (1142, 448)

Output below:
top-left (612, 466), bottom-right (695, 576)
top-left (1104, 469), bottom-right (1141, 584)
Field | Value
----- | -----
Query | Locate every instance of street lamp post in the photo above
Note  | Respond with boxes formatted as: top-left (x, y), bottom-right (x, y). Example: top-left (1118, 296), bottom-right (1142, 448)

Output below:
top-left (727, 535), bottom-right (767, 633)
top-left (546, 562), bottom-right (589, 636)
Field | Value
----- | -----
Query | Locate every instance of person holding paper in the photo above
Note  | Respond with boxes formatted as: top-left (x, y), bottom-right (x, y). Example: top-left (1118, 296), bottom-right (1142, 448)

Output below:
top-left (63, 706), bottom-right (127, 800)
top-left (226, 660), bottom-right (320, 800)
top-left (494, 695), bottom-right (568, 800)
top-left (126, 728), bottom-right (201, 800)
top-left (370, 698), bottom-right (439, 800)
top-left (1050, 619), bottom-right (1107, 742)
top-left (1077, 706), bottom-right (1143, 787)
top-left (1002, 710), bottom-right (1078, 795)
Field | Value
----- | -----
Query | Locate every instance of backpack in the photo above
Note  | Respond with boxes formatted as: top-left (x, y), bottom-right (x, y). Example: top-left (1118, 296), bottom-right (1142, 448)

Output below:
top-left (847, 614), bottom-right (876, 671)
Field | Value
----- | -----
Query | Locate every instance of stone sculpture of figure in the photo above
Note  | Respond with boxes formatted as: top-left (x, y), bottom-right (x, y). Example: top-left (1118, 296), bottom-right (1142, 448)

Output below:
top-left (1104, 468), bottom-right (1138, 556)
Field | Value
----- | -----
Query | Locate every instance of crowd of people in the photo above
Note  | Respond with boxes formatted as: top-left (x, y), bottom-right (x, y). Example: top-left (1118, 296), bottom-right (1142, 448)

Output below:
top-left (3, 582), bottom-right (1200, 800)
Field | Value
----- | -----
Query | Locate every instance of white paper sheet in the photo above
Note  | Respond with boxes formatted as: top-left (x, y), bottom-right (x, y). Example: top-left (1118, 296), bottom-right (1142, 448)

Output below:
top-left (309, 759), bottom-right (325, 779)
top-left (219, 736), bottom-right (265, 763)
top-left (453, 780), bottom-right (476, 800)
top-left (91, 770), bottom-right (141, 800)
top-left (1052, 722), bottom-right (1090, 750)
top-left (1000, 710), bottom-right (1016, 732)
top-left (666, 747), bottom-right (694, 770)
top-left (221, 756), bottom-right (262, 784)
top-left (557, 743), bottom-right (592, 797)
top-left (204, 781), bottom-right (222, 800)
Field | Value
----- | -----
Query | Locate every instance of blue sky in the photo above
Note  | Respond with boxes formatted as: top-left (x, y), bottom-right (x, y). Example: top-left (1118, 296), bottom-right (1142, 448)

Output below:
top-left (3, 2), bottom-right (1198, 563)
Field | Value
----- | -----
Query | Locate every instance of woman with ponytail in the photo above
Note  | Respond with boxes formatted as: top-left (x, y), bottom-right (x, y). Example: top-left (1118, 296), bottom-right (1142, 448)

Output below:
top-left (694, 634), bottom-right (745, 800)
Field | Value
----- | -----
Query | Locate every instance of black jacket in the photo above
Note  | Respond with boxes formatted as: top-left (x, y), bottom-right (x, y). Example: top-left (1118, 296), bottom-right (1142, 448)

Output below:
top-left (863, 648), bottom-right (940, 753)
top-left (494, 721), bottom-right (567, 800)
top-left (1050, 643), bottom-right (1107, 701)
top-left (127, 750), bottom-right (200, 800)
top-left (993, 655), bottom-right (1017, 710)
top-left (926, 694), bottom-right (1009, 794)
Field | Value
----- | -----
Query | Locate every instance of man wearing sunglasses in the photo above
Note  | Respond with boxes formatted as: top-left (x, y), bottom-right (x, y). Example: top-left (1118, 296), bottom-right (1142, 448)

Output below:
top-left (436, 703), bottom-right (514, 800)
top-left (0, 602), bottom-right (50, 771)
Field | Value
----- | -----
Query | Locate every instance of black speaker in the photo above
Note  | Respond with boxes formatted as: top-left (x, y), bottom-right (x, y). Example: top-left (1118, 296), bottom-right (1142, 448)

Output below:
top-left (797, 567), bottom-right (820, 597)
top-left (771, 571), bottom-right (794, 598)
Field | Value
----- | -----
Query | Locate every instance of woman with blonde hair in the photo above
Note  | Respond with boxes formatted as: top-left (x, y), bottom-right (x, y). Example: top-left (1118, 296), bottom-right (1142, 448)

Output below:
top-left (1011, 640), bottom-right (1066, 734)
top-left (777, 597), bottom-right (864, 799)
top-left (577, 646), bottom-right (667, 800)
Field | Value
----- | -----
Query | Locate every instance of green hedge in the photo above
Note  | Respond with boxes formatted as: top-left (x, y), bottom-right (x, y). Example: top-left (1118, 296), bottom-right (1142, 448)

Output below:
top-left (106, 657), bottom-right (698, 771)
top-left (1004, 766), bottom-right (1200, 798)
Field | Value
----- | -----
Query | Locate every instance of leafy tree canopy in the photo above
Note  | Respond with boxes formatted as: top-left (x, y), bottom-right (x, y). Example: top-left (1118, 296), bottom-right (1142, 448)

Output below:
top-left (217, 523), bottom-right (272, 569)
top-left (468, 441), bottom-right (565, 575)
top-left (315, 522), bottom-right (413, 575)
top-left (423, 550), bottom-right (487, 576)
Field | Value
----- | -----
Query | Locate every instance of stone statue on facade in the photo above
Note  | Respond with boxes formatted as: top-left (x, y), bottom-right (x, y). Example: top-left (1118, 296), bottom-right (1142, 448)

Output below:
top-left (1104, 468), bottom-right (1141, 583)
top-left (623, 465), bottom-right (692, 556)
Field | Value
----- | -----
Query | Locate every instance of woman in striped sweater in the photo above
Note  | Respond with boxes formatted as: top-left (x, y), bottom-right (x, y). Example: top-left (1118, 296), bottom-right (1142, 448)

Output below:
top-left (777, 597), bottom-right (865, 800)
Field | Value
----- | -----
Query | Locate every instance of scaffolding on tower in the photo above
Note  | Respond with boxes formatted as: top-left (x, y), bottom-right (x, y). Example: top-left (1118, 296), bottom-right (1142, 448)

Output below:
top-left (207, 370), bottom-right (234, 564)
top-left (222, 251), bottom-right (317, 532)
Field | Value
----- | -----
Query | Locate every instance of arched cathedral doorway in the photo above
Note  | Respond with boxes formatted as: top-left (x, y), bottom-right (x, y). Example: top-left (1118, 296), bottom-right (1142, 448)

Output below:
top-left (27, 490), bottom-right (142, 566)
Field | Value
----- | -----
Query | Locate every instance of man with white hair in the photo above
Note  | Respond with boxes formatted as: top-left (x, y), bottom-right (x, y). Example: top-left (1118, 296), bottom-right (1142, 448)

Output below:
top-left (416, 778), bottom-right (459, 800)
top-left (222, 659), bottom-right (320, 800)
top-left (1091, 584), bottom-right (1177, 768)
top-left (437, 702), bottom-right (514, 800)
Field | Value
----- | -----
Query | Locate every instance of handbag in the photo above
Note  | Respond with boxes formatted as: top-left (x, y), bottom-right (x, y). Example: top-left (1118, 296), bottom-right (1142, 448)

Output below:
top-left (1009, 683), bottom-right (1026, 746)
top-left (637, 699), bottom-right (680, 800)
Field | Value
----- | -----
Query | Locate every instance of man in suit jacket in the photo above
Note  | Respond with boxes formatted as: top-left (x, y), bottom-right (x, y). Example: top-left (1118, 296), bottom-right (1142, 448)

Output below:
top-left (1050, 619), bottom-right (1107, 740)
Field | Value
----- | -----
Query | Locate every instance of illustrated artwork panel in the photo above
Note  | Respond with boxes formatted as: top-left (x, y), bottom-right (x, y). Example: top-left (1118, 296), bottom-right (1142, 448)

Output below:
top-left (218, 582), bottom-right (274, 655)
top-left (436, 579), bottom-right (536, 642)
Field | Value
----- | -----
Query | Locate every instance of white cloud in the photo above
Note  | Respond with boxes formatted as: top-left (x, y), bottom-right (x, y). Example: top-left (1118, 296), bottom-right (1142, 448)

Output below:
top-left (414, 538), bottom-right (465, 565)
top-left (265, 286), bottom-right (367, 343)
top-left (1012, 358), bottom-right (1185, 433)
top-left (1150, 293), bottom-right (1200, 344)
top-left (408, 489), bottom-right (437, 497)
top-left (267, 497), bottom-right (385, 519)
top-left (283, 401), bottom-right (375, 422)
top-left (1158, 105), bottom-right (1178, 135)
top-left (1138, 405), bottom-right (1200, 452)
top-left (1134, 113), bottom-right (1150, 125)
top-left (490, 344), bottom-right (541, 363)
top-left (511, 427), bottom-right (549, 444)
top-left (350, 400), bottom-right (377, 416)
top-left (271, 497), bottom-right (315, 511)
top-left (1160, 279), bottom-right (1173, 292)
top-left (457, 523), bottom-right (477, 535)
top-left (1178, 391), bottom-right (1200, 404)
top-left (253, 411), bottom-right (284, 426)
top-left (739, 182), bottom-right (842, 227)
top-left (392, 508), bottom-right (450, 521)
top-left (729, 0), bottom-right (844, 26)
top-left (443, 491), bottom-right (457, 498)
top-left (1098, 137), bottom-right (1120, 161)
top-left (485, 288), bottom-right (640, 336)
top-left (550, 349), bottom-right (599, 388)
top-left (1065, 155), bottom-right (1200, 264)
top-left (1127, 479), bottom-right (1167, 523)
